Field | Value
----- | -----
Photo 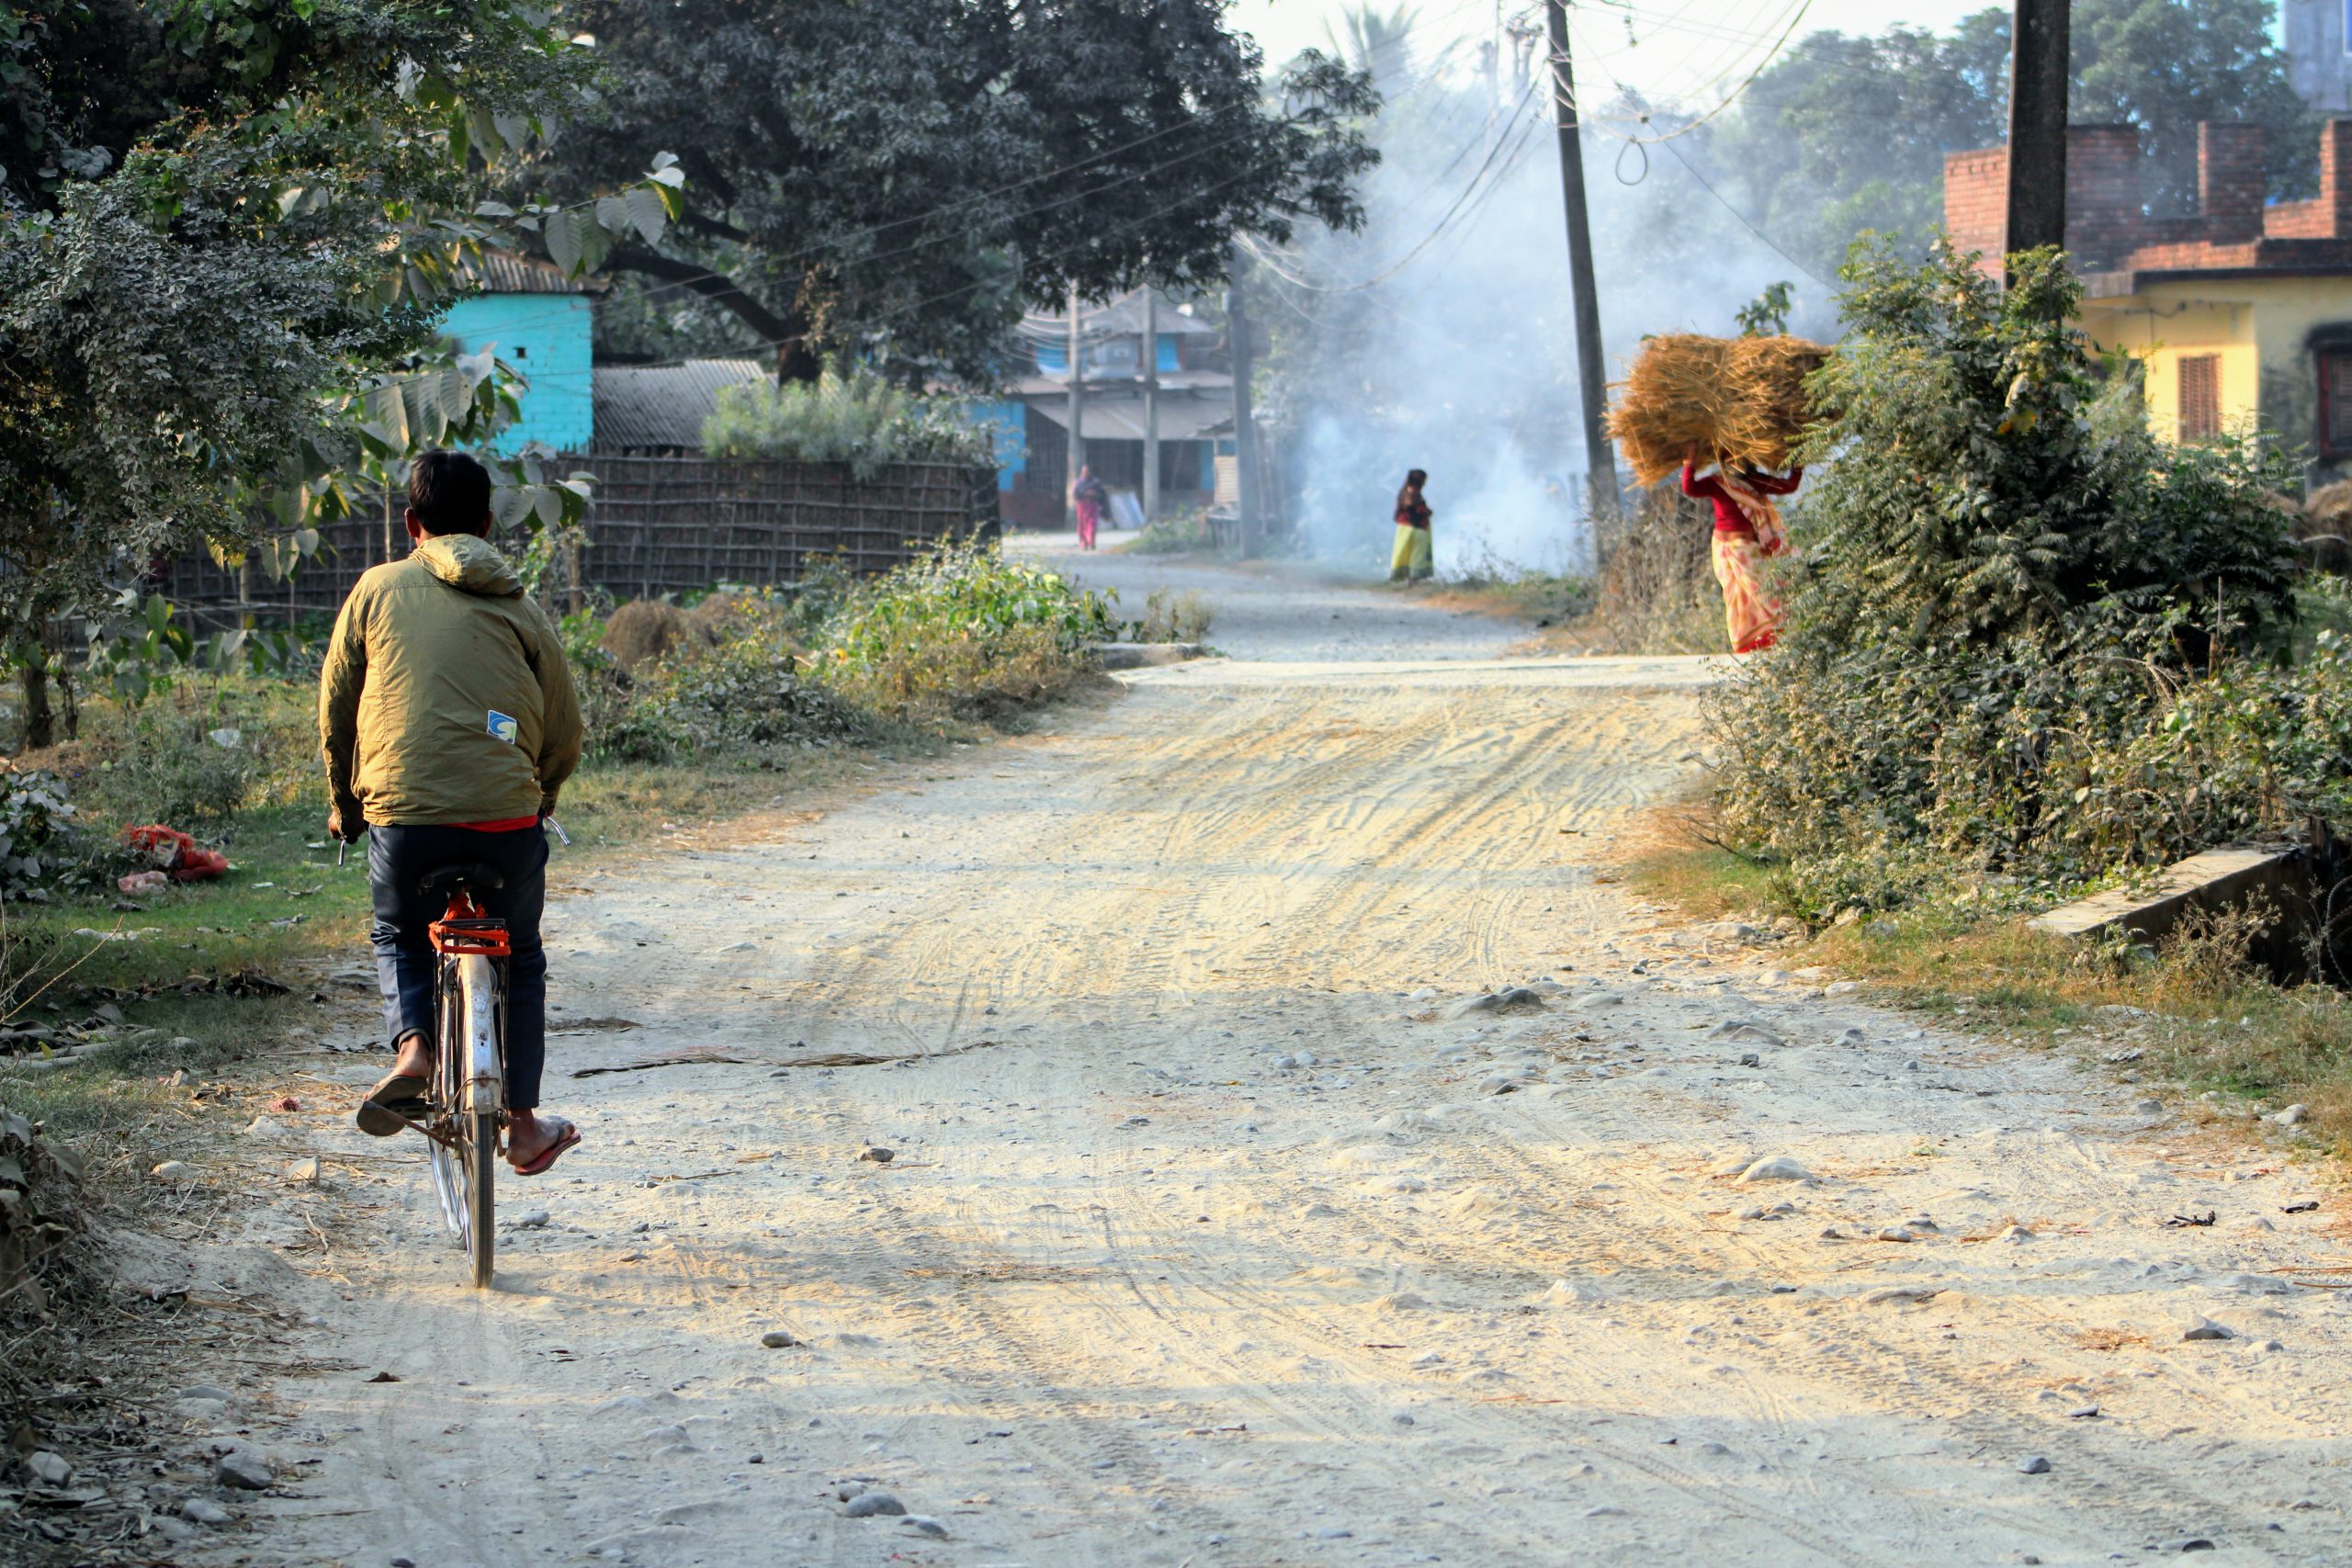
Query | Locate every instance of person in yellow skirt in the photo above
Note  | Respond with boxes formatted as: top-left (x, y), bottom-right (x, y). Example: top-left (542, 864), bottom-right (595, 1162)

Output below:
top-left (1389, 468), bottom-right (1432, 582)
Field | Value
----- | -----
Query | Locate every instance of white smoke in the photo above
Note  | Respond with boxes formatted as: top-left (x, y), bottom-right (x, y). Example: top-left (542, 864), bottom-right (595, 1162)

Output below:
top-left (1271, 58), bottom-right (1838, 578)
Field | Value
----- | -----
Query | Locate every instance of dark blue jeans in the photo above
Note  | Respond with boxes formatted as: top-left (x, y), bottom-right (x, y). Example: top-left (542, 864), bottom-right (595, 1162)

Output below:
top-left (367, 823), bottom-right (548, 1111)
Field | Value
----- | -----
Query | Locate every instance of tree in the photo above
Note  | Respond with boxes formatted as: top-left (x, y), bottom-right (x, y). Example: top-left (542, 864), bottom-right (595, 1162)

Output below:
top-left (544, 0), bottom-right (1378, 383)
top-left (1700, 17), bottom-right (2010, 278)
top-left (2073, 0), bottom-right (2316, 216)
top-left (1, 0), bottom-right (661, 739)
top-left (1701, 0), bottom-right (2312, 278)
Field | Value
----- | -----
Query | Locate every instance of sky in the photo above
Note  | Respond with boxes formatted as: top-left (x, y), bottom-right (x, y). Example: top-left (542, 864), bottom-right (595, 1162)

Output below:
top-left (1228, 0), bottom-right (2004, 107)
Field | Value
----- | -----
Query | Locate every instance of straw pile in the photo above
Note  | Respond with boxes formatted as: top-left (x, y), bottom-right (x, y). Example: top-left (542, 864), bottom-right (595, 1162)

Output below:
top-left (1609, 333), bottom-right (1831, 486)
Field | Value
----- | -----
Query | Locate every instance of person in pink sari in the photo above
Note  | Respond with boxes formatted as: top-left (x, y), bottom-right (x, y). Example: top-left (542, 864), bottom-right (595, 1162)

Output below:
top-left (1680, 447), bottom-right (1802, 653)
top-left (1071, 466), bottom-right (1108, 550)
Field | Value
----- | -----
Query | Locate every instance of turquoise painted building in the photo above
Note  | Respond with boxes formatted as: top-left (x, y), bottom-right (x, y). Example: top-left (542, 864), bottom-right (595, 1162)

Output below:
top-left (439, 253), bottom-right (601, 455)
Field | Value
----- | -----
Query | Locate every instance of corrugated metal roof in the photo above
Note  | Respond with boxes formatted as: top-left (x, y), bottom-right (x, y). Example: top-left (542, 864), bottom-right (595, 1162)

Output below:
top-left (594, 359), bottom-right (773, 452)
top-left (1025, 389), bottom-right (1230, 441)
top-left (458, 249), bottom-right (606, 296)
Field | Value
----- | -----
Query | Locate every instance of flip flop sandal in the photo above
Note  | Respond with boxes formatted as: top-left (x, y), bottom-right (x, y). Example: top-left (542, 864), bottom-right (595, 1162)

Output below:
top-left (509, 1119), bottom-right (581, 1177)
top-left (355, 1070), bottom-right (429, 1137)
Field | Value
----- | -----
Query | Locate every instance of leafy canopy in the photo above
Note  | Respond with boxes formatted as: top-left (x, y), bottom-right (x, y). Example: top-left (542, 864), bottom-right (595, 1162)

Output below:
top-left (0, 0), bottom-right (659, 644)
top-left (548, 0), bottom-right (1378, 381)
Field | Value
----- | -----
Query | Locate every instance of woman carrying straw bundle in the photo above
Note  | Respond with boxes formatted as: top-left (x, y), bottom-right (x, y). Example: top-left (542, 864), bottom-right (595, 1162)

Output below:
top-left (1390, 468), bottom-right (1433, 583)
top-left (1681, 446), bottom-right (1801, 653)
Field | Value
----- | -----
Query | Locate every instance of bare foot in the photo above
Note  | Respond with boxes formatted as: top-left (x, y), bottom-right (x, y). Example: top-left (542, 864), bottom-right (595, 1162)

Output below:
top-left (507, 1110), bottom-right (578, 1172)
top-left (389, 1030), bottom-right (434, 1079)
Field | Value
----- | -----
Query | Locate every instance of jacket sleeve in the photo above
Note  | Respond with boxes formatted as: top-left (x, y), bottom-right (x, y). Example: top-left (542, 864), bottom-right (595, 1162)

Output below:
top-left (1679, 461), bottom-right (1708, 500)
top-left (318, 583), bottom-right (369, 814)
top-left (529, 608), bottom-right (583, 815)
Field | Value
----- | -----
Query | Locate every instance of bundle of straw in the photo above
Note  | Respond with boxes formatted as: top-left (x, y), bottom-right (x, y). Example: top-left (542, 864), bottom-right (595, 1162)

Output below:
top-left (1722, 335), bottom-right (1829, 473)
top-left (1607, 333), bottom-right (1738, 487)
top-left (1606, 333), bottom-right (1831, 486)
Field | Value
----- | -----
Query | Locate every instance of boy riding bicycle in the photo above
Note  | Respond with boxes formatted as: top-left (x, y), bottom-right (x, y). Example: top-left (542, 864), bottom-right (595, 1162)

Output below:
top-left (319, 450), bottom-right (585, 1176)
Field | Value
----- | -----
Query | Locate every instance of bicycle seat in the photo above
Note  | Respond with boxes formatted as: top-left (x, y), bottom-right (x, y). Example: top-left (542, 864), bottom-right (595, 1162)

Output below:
top-left (418, 863), bottom-right (506, 897)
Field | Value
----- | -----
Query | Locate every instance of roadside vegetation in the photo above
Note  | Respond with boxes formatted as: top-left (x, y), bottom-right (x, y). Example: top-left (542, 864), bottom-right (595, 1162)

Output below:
top-left (699, 367), bottom-right (1000, 474)
top-left (1632, 242), bottom-right (2352, 1157)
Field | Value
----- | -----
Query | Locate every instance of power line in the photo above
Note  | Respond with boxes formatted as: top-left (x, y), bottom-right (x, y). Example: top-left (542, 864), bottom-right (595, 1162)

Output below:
top-left (1240, 73), bottom-right (1546, 293)
top-left (1656, 136), bottom-right (1830, 288)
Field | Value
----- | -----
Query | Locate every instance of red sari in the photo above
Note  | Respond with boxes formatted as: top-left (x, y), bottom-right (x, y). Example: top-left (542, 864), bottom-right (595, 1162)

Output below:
top-left (1681, 461), bottom-right (1801, 652)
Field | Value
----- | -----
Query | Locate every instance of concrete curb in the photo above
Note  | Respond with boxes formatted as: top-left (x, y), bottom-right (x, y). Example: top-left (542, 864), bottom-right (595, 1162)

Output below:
top-left (1090, 642), bottom-right (1208, 671)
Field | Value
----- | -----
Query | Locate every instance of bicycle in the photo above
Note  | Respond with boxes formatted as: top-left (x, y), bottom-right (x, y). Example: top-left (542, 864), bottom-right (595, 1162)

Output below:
top-left (344, 818), bottom-right (571, 1288)
top-left (413, 862), bottom-right (511, 1289)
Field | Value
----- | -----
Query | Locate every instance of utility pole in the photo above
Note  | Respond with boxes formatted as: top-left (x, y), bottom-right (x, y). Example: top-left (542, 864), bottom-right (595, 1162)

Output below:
top-left (1065, 283), bottom-right (1086, 528)
top-left (1544, 0), bottom-right (1619, 512)
top-left (2006, 0), bottom-right (2071, 274)
top-left (1227, 245), bottom-right (1261, 558)
top-left (1141, 288), bottom-right (1160, 526)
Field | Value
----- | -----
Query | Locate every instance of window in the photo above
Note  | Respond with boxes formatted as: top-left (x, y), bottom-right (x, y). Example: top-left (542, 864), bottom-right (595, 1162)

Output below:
top-left (2177, 354), bottom-right (2221, 442)
top-left (2324, 351), bottom-right (2352, 456)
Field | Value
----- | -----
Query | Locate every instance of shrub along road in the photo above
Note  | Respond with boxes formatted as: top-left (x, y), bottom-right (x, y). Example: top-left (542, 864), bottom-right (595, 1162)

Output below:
top-left (173, 555), bottom-right (2346, 1567)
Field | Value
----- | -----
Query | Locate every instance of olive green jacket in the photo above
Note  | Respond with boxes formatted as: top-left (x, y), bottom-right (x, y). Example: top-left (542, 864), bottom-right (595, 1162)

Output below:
top-left (318, 536), bottom-right (582, 827)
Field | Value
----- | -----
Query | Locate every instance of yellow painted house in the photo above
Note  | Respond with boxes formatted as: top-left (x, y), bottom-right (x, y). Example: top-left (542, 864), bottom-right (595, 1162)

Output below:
top-left (1946, 120), bottom-right (2352, 481)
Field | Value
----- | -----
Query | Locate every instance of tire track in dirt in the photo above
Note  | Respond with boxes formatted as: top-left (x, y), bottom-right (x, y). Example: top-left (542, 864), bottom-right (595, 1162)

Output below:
top-left (209, 580), bottom-right (2350, 1568)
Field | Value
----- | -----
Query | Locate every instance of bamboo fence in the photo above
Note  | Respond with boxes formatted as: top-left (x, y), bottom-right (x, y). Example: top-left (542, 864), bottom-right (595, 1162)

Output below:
top-left (164, 457), bottom-right (1002, 621)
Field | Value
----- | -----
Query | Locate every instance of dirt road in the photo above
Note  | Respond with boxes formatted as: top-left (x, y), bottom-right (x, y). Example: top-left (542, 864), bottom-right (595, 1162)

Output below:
top-left (187, 555), bottom-right (2348, 1567)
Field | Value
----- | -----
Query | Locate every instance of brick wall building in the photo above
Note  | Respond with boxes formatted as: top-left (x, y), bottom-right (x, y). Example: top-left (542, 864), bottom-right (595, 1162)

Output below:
top-left (1944, 120), bottom-right (2352, 482)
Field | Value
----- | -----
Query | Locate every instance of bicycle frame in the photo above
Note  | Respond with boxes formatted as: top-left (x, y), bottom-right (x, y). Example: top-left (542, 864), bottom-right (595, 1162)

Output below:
top-left (430, 888), bottom-right (510, 1121)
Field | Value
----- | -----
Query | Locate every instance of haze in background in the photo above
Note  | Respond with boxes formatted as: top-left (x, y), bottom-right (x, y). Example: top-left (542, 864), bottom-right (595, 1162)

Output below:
top-left (1257, 6), bottom-right (1847, 576)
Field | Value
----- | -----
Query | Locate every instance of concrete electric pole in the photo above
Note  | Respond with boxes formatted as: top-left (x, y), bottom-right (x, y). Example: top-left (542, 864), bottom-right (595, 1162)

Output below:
top-left (1227, 246), bottom-right (1261, 558)
top-left (2005, 0), bottom-right (2071, 270)
top-left (1065, 283), bottom-right (1086, 526)
top-left (1544, 0), bottom-right (1619, 513)
top-left (1141, 288), bottom-right (1160, 525)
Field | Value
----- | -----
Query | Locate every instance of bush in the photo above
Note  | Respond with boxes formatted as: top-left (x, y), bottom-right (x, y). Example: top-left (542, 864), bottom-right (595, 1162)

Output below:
top-left (1581, 484), bottom-right (1723, 653)
top-left (702, 367), bottom-right (997, 478)
top-left (599, 589), bottom-right (860, 762)
top-left (1126, 508), bottom-right (1217, 555)
top-left (0, 770), bottom-right (79, 899)
top-left (820, 540), bottom-right (1114, 716)
top-left (1712, 242), bottom-right (2314, 920)
top-left (78, 713), bottom-right (253, 828)
top-left (602, 653), bottom-right (873, 762)
top-left (1789, 242), bottom-right (2300, 649)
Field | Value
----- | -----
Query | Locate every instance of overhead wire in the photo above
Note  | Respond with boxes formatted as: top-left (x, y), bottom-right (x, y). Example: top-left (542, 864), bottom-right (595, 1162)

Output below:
top-left (1561, 0), bottom-right (1816, 143)
top-left (1238, 71), bottom-right (1546, 294)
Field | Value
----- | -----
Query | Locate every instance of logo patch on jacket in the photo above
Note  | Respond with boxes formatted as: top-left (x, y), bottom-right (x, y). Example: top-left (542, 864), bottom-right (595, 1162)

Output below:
top-left (487, 710), bottom-right (519, 744)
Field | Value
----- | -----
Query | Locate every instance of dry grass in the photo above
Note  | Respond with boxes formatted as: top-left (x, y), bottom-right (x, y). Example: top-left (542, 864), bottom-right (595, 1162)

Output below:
top-left (1559, 484), bottom-right (1724, 653)
top-left (1622, 799), bottom-right (2352, 1159)
top-left (1610, 333), bottom-right (1737, 487)
top-left (601, 599), bottom-right (692, 671)
top-left (1608, 333), bottom-right (1829, 486)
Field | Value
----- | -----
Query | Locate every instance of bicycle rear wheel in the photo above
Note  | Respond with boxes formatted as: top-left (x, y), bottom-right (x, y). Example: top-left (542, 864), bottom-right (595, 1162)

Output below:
top-left (458, 952), bottom-right (503, 1288)
top-left (463, 1107), bottom-right (496, 1289)
top-left (427, 973), bottom-right (466, 1240)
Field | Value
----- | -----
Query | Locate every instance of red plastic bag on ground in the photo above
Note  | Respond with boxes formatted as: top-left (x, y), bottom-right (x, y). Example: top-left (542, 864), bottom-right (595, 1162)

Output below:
top-left (120, 824), bottom-right (231, 883)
